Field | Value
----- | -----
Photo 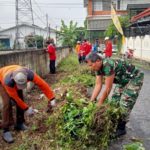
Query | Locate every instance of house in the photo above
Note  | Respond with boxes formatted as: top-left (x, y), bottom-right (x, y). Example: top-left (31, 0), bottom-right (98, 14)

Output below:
top-left (127, 3), bottom-right (150, 19)
top-left (125, 7), bottom-right (150, 37)
top-left (83, 0), bottom-right (150, 40)
top-left (124, 7), bottom-right (150, 62)
top-left (0, 24), bottom-right (56, 49)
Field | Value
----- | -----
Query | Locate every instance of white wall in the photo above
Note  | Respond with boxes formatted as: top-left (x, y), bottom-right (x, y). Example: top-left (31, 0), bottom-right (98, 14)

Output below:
top-left (125, 35), bottom-right (150, 62)
top-left (0, 25), bottom-right (56, 49)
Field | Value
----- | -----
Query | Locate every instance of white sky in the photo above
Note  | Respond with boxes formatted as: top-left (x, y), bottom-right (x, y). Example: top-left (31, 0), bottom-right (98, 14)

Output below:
top-left (0, 0), bottom-right (87, 30)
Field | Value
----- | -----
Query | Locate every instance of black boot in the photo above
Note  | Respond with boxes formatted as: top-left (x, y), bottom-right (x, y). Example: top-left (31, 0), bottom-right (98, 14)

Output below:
top-left (14, 123), bottom-right (28, 131)
top-left (115, 121), bottom-right (126, 137)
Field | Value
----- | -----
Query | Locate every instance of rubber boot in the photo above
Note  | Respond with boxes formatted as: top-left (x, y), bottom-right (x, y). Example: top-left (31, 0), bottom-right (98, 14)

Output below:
top-left (2, 131), bottom-right (14, 143)
top-left (115, 121), bottom-right (126, 137)
top-left (14, 123), bottom-right (28, 131)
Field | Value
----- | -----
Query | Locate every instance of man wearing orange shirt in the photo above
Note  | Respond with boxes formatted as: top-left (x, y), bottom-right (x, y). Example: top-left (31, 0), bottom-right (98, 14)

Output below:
top-left (0, 65), bottom-right (55, 143)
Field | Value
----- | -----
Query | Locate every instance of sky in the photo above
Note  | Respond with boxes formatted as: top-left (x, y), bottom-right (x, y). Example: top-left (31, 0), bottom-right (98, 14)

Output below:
top-left (0, 0), bottom-right (87, 30)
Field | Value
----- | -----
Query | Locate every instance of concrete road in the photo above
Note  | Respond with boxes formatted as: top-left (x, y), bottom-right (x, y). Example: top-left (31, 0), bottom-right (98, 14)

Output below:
top-left (109, 69), bottom-right (150, 150)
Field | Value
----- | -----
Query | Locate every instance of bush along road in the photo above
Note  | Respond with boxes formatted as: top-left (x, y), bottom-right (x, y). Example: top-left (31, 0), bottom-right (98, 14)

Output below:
top-left (0, 54), bottom-right (149, 150)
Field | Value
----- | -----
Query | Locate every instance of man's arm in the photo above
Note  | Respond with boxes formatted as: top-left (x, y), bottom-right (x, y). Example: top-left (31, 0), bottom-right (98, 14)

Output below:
top-left (4, 86), bottom-right (28, 110)
top-left (91, 75), bottom-right (103, 101)
top-left (33, 73), bottom-right (55, 100)
top-left (97, 73), bottom-right (115, 106)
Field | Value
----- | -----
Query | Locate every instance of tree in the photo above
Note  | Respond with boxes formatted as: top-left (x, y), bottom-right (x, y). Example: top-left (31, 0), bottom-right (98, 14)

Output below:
top-left (59, 20), bottom-right (78, 48)
top-left (25, 35), bottom-right (44, 49)
top-left (76, 27), bottom-right (86, 42)
top-left (105, 16), bottom-right (130, 52)
top-left (35, 35), bottom-right (44, 49)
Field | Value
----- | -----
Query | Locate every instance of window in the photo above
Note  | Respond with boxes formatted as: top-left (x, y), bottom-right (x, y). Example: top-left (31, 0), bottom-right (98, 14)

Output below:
top-left (103, 0), bottom-right (111, 10)
top-left (93, 0), bottom-right (102, 11)
top-left (117, 0), bottom-right (120, 10)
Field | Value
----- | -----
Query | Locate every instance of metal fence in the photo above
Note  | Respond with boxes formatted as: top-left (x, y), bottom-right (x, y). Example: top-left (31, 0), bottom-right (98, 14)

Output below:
top-left (124, 25), bottom-right (150, 37)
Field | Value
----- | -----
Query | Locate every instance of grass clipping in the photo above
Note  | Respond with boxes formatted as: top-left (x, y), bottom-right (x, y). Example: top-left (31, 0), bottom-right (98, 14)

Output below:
top-left (47, 91), bottom-right (126, 150)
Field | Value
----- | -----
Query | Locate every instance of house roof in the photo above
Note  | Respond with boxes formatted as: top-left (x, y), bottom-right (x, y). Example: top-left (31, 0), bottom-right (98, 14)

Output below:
top-left (131, 8), bottom-right (150, 23)
top-left (0, 23), bottom-right (55, 33)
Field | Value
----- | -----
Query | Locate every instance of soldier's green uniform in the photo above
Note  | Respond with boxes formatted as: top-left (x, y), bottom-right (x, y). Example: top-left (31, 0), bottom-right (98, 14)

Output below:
top-left (97, 58), bottom-right (144, 114)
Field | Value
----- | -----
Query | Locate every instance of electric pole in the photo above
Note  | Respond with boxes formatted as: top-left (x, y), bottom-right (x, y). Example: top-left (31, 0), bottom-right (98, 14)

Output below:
top-left (49, 24), bottom-right (51, 39)
top-left (46, 14), bottom-right (49, 39)
top-left (15, 0), bottom-right (35, 49)
top-left (55, 26), bottom-right (58, 46)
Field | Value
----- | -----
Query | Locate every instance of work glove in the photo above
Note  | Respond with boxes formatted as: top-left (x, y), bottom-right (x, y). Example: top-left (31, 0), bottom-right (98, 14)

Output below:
top-left (51, 99), bottom-right (56, 107)
top-left (46, 98), bottom-right (56, 113)
top-left (25, 107), bottom-right (34, 117)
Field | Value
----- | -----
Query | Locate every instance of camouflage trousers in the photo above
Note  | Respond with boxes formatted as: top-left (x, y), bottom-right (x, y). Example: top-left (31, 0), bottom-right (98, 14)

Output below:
top-left (111, 71), bottom-right (144, 119)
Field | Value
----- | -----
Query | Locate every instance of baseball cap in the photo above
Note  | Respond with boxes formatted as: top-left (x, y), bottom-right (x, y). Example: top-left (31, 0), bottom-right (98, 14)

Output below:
top-left (104, 37), bottom-right (109, 40)
top-left (13, 71), bottom-right (27, 89)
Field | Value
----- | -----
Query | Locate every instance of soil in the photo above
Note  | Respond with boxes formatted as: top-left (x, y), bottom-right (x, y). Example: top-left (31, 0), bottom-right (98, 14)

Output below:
top-left (1, 64), bottom-right (149, 150)
top-left (0, 69), bottom-right (89, 150)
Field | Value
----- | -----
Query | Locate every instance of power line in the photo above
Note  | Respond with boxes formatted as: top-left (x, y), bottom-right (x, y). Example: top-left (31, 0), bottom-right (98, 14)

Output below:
top-left (0, 2), bottom-right (84, 8)
top-left (32, 0), bottom-right (45, 16)
top-left (0, 0), bottom-right (85, 29)
top-left (0, 2), bottom-right (83, 5)
top-left (32, 10), bottom-right (46, 26)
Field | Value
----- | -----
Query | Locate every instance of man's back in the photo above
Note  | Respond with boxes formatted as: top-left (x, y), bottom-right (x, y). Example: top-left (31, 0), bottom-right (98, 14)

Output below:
top-left (97, 59), bottom-right (138, 85)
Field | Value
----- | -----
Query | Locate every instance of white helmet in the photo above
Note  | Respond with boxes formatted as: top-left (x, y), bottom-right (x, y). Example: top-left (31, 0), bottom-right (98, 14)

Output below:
top-left (13, 72), bottom-right (27, 89)
top-left (104, 37), bottom-right (109, 40)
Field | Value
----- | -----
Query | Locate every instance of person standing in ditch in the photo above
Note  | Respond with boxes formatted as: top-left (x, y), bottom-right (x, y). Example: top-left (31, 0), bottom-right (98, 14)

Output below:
top-left (47, 40), bottom-right (56, 74)
top-left (85, 52), bottom-right (144, 137)
top-left (0, 65), bottom-right (56, 143)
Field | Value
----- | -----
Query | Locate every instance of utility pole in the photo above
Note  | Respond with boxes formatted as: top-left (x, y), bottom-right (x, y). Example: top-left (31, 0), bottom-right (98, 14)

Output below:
top-left (55, 26), bottom-right (57, 46)
top-left (15, 0), bottom-right (19, 49)
top-left (49, 24), bottom-right (51, 39)
top-left (46, 14), bottom-right (49, 39)
top-left (15, 0), bottom-right (35, 49)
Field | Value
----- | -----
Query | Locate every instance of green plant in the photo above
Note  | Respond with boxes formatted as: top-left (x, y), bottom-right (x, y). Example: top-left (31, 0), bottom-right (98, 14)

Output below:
top-left (61, 73), bottom-right (95, 87)
top-left (25, 34), bottom-right (44, 48)
top-left (105, 15), bottom-right (130, 53)
top-left (46, 89), bottom-right (126, 150)
top-left (35, 35), bottom-right (44, 48)
top-left (31, 124), bottom-right (38, 131)
top-left (0, 42), bottom-right (6, 50)
top-left (58, 53), bottom-right (79, 72)
top-left (123, 142), bottom-right (145, 150)
top-left (59, 20), bottom-right (78, 47)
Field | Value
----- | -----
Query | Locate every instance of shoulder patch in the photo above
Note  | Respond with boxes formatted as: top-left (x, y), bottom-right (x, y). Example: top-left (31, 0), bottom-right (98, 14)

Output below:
top-left (4, 74), bottom-right (15, 87)
top-left (24, 68), bottom-right (34, 81)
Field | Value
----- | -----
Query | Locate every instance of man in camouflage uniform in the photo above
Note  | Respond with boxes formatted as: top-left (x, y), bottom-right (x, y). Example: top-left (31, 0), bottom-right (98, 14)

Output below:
top-left (85, 52), bottom-right (144, 136)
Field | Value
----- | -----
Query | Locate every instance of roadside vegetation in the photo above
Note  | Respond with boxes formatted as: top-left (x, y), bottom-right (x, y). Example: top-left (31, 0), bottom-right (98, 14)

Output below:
top-left (105, 15), bottom-right (130, 53)
top-left (0, 54), bottom-right (146, 150)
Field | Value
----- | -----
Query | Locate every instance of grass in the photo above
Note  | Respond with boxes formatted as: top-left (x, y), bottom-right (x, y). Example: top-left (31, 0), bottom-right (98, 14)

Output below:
top-left (1, 53), bottom-right (146, 150)
top-left (112, 54), bottom-right (150, 70)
